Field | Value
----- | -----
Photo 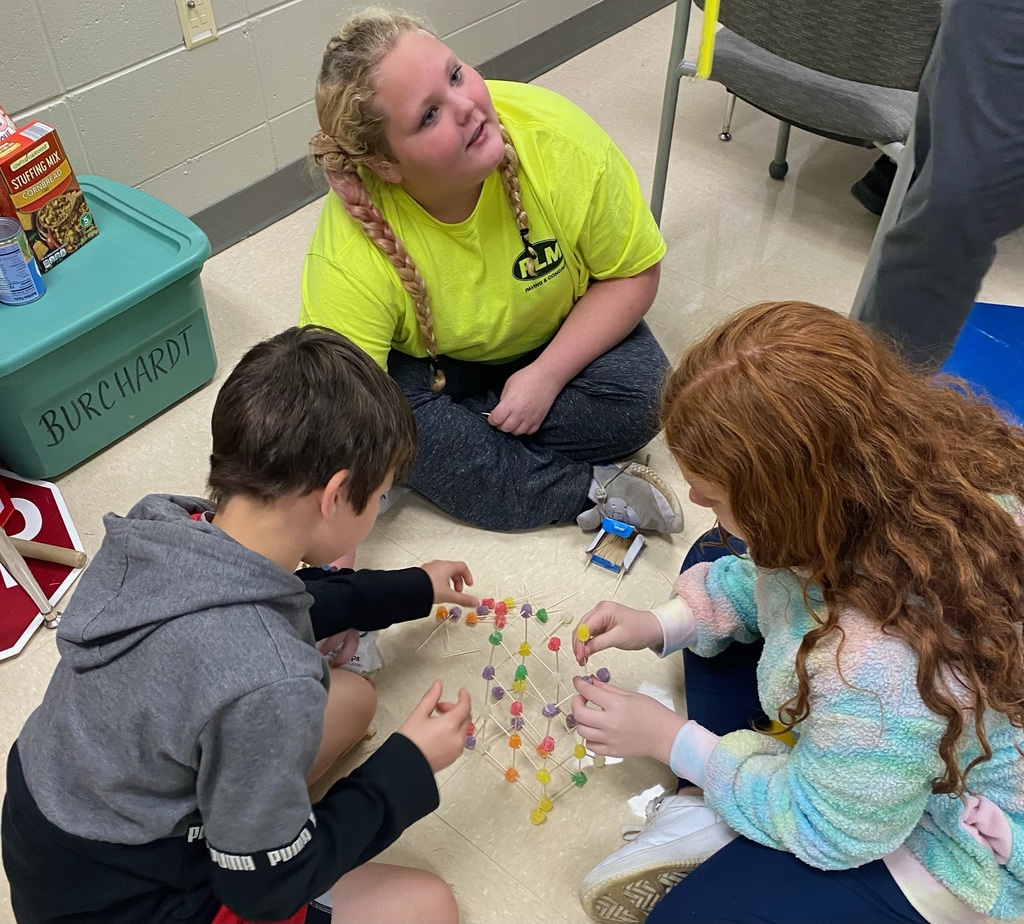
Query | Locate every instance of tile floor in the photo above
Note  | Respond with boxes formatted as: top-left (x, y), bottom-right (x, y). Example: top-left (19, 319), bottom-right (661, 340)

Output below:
top-left (2, 5), bottom-right (1023, 923)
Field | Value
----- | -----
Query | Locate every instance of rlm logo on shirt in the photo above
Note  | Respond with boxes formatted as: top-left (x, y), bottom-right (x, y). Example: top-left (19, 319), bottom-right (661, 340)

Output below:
top-left (512, 238), bottom-right (563, 281)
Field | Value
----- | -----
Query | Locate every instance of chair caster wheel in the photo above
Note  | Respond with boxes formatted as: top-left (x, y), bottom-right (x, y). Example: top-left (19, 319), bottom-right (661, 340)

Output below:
top-left (718, 131), bottom-right (732, 142)
top-left (768, 160), bottom-right (788, 179)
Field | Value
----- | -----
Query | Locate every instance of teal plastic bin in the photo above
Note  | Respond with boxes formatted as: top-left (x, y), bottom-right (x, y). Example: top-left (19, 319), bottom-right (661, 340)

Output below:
top-left (0, 176), bottom-right (216, 478)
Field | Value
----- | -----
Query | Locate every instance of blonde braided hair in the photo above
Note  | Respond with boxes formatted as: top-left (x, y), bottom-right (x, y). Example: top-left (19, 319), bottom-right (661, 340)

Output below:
top-left (309, 9), bottom-right (539, 390)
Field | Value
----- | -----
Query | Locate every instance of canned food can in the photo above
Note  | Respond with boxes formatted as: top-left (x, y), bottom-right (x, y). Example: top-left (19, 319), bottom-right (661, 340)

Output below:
top-left (0, 216), bottom-right (46, 305)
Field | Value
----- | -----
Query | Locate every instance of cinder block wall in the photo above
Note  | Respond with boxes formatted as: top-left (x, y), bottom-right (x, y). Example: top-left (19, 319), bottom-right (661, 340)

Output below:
top-left (1, 0), bottom-right (601, 216)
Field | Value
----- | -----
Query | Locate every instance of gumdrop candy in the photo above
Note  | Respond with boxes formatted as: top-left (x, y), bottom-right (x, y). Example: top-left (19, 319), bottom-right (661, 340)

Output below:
top-left (491, 686), bottom-right (506, 701)
top-left (581, 674), bottom-right (594, 684)
top-left (535, 769), bottom-right (551, 784)
top-left (536, 608), bottom-right (549, 623)
top-left (503, 596), bottom-right (515, 607)
top-left (482, 598), bottom-right (495, 609)
top-left (596, 667), bottom-right (611, 683)
top-left (508, 733), bottom-right (521, 749)
top-left (510, 716), bottom-right (525, 730)
top-left (536, 745), bottom-right (548, 758)
top-left (520, 603), bottom-right (533, 617)
top-left (511, 679), bottom-right (527, 694)
top-left (514, 665), bottom-right (528, 681)
top-left (539, 736), bottom-right (555, 753)
top-left (494, 601), bottom-right (508, 617)
top-left (530, 808), bottom-right (546, 825)
top-left (518, 642), bottom-right (532, 657)
top-left (482, 665), bottom-right (496, 680)
top-left (565, 714), bottom-right (578, 729)
top-left (505, 767), bottom-right (519, 782)
top-left (541, 703), bottom-right (560, 718)
top-left (467, 722), bottom-right (475, 735)
top-left (436, 606), bottom-right (448, 621)
top-left (494, 613), bottom-right (507, 629)
top-left (539, 798), bottom-right (553, 813)
top-left (547, 637), bottom-right (561, 652)
top-left (488, 631), bottom-right (503, 646)
top-left (449, 606), bottom-right (462, 621)
top-left (573, 743), bottom-right (587, 760)
top-left (576, 624), bottom-right (591, 642)
top-left (464, 735), bottom-right (476, 749)
top-left (510, 701), bottom-right (523, 716)
top-left (465, 611), bottom-right (478, 626)
top-left (476, 604), bottom-right (490, 616)
top-left (572, 771), bottom-right (588, 788)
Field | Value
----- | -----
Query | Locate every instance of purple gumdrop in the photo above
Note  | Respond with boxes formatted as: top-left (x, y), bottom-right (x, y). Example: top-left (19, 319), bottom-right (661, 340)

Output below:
top-left (510, 716), bottom-right (525, 730)
top-left (541, 703), bottom-right (560, 718)
top-left (491, 685), bottom-right (506, 701)
top-left (520, 603), bottom-right (533, 617)
top-left (581, 674), bottom-right (594, 684)
top-left (449, 606), bottom-right (462, 621)
top-left (596, 667), bottom-right (611, 683)
top-left (482, 665), bottom-right (496, 680)
top-left (565, 714), bottom-right (578, 729)
top-left (476, 604), bottom-right (490, 616)
top-left (464, 735), bottom-right (477, 750)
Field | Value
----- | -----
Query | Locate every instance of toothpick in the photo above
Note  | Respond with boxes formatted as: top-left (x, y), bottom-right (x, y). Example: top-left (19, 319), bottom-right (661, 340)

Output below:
top-left (442, 648), bottom-right (481, 659)
top-left (415, 618), bottom-right (449, 653)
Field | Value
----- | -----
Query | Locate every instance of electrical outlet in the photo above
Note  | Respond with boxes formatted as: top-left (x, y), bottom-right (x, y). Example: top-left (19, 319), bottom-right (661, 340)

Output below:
top-left (175, 0), bottom-right (218, 49)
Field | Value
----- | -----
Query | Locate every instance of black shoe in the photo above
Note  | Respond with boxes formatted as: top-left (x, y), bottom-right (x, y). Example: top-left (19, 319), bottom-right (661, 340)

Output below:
top-left (851, 154), bottom-right (897, 216)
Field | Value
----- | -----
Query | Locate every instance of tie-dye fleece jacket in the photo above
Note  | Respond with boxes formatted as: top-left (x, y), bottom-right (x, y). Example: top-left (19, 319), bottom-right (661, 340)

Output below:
top-left (652, 497), bottom-right (1024, 923)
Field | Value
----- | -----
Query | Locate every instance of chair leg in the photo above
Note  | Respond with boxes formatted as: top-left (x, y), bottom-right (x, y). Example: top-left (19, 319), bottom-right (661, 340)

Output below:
top-left (651, 0), bottom-right (694, 225)
top-left (769, 121), bottom-right (791, 179)
top-left (719, 91), bottom-right (737, 141)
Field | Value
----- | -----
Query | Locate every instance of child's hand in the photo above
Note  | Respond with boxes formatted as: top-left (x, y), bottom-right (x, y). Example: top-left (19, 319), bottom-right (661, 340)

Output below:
top-left (420, 560), bottom-right (479, 607)
top-left (317, 629), bottom-right (359, 665)
top-left (487, 365), bottom-right (561, 436)
top-left (398, 681), bottom-right (472, 773)
top-left (571, 677), bottom-right (685, 765)
top-left (573, 602), bottom-right (664, 665)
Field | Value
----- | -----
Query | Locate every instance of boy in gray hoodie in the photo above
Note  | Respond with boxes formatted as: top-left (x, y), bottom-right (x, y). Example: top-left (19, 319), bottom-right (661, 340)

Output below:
top-left (2, 326), bottom-right (472, 924)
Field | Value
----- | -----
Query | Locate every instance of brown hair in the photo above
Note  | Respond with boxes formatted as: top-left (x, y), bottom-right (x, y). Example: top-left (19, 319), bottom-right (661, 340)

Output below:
top-left (662, 300), bottom-right (1024, 795)
top-left (209, 325), bottom-right (416, 513)
top-left (308, 8), bottom-right (538, 391)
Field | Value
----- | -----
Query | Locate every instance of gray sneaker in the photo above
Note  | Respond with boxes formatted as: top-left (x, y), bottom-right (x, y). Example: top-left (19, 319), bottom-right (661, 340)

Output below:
top-left (579, 793), bottom-right (736, 923)
top-left (578, 462), bottom-right (684, 534)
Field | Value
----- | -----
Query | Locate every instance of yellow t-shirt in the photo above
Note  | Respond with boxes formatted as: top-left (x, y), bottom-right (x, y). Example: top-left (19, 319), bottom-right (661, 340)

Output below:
top-left (300, 80), bottom-right (666, 368)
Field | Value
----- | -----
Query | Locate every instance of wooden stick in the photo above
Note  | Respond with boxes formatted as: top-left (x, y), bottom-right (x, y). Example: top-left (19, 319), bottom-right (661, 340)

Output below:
top-left (441, 648), bottom-right (481, 659)
top-left (414, 617), bottom-right (449, 653)
top-left (11, 537), bottom-right (87, 569)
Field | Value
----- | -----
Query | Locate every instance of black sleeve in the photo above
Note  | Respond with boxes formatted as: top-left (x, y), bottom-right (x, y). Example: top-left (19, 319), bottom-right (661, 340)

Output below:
top-left (209, 733), bottom-right (438, 921)
top-left (298, 566), bottom-right (434, 639)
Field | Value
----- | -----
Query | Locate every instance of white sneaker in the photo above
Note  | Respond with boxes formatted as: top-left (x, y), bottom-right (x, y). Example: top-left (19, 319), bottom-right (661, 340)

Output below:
top-left (579, 793), bottom-right (737, 923)
top-left (338, 630), bottom-right (384, 677)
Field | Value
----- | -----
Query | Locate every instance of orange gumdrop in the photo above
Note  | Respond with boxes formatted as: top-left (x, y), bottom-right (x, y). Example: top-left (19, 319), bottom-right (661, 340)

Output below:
top-left (505, 767), bottom-right (519, 782)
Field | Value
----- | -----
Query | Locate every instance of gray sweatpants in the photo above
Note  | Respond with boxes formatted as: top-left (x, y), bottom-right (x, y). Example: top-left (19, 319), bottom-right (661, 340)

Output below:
top-left (388, 321), bottom-right (669, 530)
top-left (858, 0), bottom-right (1024, 368)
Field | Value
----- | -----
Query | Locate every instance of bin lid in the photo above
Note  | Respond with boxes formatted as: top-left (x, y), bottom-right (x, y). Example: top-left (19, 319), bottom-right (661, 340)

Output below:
top-left (0, 175), bottom-right (211, 375)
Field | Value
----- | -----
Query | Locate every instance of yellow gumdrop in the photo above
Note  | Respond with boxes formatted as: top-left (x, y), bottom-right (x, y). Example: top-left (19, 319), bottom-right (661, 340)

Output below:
top-left (503, 596), bottom-right (515, 607)
top-left (539, 798), bottom-right (553, 813)
top-left (574, 744), bottom-right (587, 760)
top-left (576, 624), bottom-right (591, 642)
top-left (535, 769), bottom-right (551, 785)
top-left (518, 642), bottom-right (532, 657)
top-left (530, 808), bottom-right (547, 825)
top-left (512, 679), bottom-right (527, 694)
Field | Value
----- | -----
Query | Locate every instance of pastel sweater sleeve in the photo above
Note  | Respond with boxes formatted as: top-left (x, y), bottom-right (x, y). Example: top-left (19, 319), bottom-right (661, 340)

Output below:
top-left (702, 623), bottom-right (947, 870)
top-left (651, 556), bottom-right (760, 658)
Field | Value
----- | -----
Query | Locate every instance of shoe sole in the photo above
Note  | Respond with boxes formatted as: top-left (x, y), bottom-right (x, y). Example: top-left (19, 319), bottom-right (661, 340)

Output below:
top-left (622, 462), bottom-right (684, 528)
top-left (579, 857), bottom-right (702, 924)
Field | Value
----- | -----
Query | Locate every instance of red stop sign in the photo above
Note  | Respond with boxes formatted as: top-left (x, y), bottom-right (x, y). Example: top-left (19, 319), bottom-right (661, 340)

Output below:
top-left (0, 469), bottom-right (84, 660)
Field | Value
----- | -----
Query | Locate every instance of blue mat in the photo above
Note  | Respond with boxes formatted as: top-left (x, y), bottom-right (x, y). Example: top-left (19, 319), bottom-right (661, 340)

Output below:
top-left (940, 301), bottom-right (1024, 425)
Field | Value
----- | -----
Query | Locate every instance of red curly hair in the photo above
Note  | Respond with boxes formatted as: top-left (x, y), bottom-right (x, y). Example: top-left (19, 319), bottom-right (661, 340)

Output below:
top-left (661, 301), bottom-right (1024, 795)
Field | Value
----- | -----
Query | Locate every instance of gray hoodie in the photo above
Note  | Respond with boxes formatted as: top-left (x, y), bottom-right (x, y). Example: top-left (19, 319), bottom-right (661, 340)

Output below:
top-left (17, 493), bottom-right (329, 851)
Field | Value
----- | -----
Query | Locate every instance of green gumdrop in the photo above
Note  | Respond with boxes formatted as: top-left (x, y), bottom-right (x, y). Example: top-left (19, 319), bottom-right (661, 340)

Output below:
top-left (514, 665), bottom-right (528, 681)
top-left (489, 631), bottom-right (503, 646)
top-left (536, 608), bottom-right (549, 624)
top-left (572, 771), bottom-right (588, 788)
